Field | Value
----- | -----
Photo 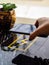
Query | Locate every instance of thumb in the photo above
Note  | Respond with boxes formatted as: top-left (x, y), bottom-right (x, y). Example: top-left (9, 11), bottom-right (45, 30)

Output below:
top-left (35, 20), bottom-right (39, 28)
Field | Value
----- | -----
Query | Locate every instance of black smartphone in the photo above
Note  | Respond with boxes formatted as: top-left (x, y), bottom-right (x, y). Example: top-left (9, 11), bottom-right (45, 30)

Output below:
top-left (10, 24), bottom-right (36, 35)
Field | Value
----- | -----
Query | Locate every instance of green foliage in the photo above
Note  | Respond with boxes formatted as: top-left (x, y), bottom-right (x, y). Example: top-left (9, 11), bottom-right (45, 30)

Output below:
top-left (0, 3), bottom-right (16, 11)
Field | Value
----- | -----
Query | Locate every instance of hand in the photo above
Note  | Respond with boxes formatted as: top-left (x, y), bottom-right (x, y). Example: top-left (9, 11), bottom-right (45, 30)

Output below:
top-left (29, 17), bottom-right (49, 40)
top-left (35, 17), bottom-right (49, 28)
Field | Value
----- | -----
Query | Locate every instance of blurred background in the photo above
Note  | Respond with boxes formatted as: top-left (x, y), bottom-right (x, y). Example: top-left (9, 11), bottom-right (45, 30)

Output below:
top-left (0, 0), bottom-right (49, 24)
top-left (0, 0), bottom-right (49, 6)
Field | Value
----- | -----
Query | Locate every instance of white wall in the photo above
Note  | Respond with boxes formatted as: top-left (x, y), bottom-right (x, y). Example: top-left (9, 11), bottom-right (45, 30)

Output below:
top-left (0, 0), bottom-right (49, 6)
top-left (0, 0), bottom-right (49, 24)
top-left (15, 5), bottom-right (49, 19)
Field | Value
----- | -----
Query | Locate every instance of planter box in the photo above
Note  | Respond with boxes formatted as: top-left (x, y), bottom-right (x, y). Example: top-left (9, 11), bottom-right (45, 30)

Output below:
top-left (0, 10), bottom-right (16, 32)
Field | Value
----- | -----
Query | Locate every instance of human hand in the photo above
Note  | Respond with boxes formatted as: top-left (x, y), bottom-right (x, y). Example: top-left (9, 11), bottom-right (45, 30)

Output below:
top-left (29, 17), bottom-right (49, 40)
top-left (35, 17), bottom-right (49, 28)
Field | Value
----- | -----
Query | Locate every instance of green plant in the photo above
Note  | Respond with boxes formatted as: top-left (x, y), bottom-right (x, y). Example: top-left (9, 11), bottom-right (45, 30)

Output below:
top-left (0, 3), bottom-right (17, 11)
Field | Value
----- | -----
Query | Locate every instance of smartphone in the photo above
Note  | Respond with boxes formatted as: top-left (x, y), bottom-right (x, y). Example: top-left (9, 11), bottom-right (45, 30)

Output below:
top-left (10, 24), bottom-right (36, 35)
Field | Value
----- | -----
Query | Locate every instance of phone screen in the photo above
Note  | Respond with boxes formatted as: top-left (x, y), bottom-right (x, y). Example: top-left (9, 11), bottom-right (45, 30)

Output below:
top-left (10, 24), bottom-right (36, 35)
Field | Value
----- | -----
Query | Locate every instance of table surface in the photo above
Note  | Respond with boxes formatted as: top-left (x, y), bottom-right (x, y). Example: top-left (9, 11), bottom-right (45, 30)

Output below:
top-left (0, 25), bottom-right (49, 65)
top-left (0, 36), bottom-right (49, 65)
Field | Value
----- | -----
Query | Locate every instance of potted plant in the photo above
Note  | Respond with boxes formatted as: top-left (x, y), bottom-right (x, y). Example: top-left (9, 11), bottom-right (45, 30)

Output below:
top-left (0, 3), bottom-right (17, 31)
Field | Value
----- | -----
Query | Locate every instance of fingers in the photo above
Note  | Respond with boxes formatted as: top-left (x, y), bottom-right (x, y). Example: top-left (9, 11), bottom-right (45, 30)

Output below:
top-left (29, 34), bottom-right (35, 41)
top-left (29, 31), bottom-right (37, 41)
top-left (29, 17), bottom-right (49, 41)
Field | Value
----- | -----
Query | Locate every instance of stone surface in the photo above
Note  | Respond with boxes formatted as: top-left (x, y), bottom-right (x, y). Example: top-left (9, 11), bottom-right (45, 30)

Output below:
top-left (0, 36), bottom-right (49, 65)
